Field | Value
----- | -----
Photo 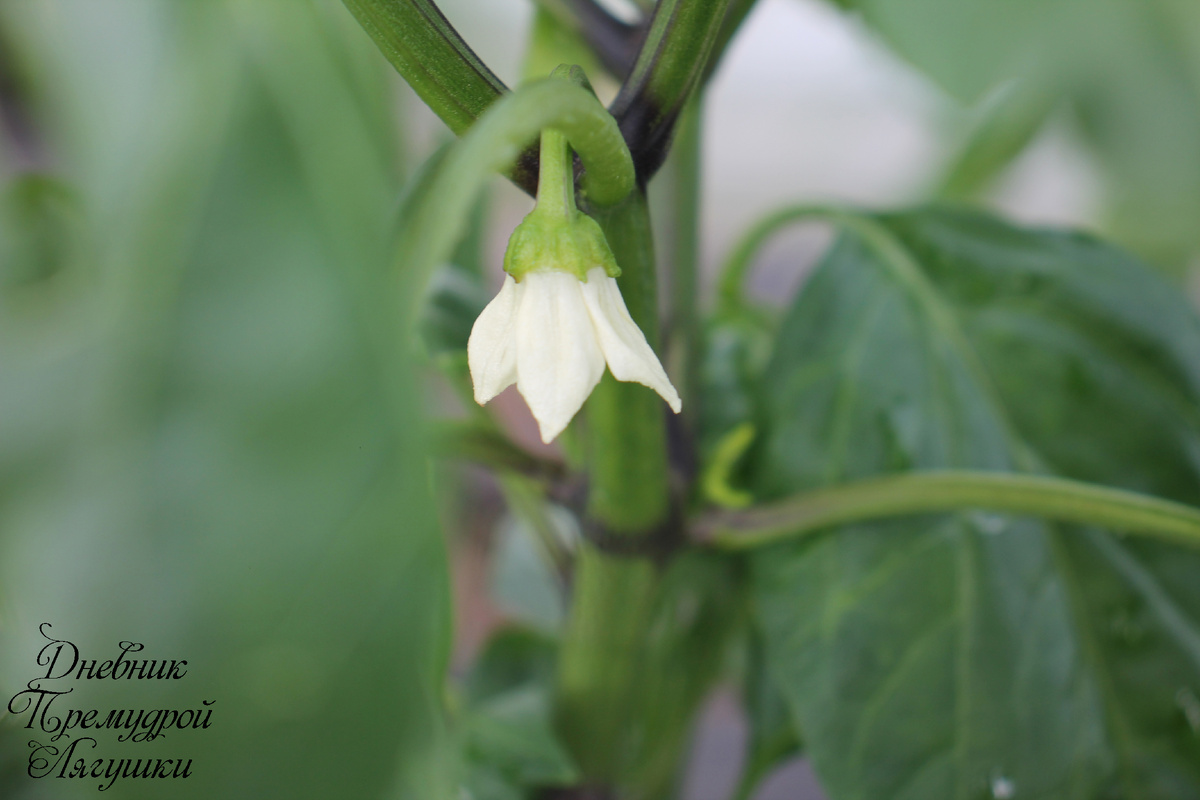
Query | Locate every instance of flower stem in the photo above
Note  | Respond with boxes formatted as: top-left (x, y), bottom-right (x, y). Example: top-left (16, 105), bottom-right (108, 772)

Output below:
top-left (536, 127), bottom-right (576, 219)
top-left (392, 78), bottom-right (633, 320)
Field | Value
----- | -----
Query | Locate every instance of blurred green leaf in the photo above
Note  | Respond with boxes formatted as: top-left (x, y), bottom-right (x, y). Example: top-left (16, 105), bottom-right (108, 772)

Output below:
top-left (403, 144), bottom-right (492, 358)
top-left (420, 262), bottom-right (489, 357)
top-left (747, 207), bottom-right (1200, 799)
top-left (627, 552), bottom-right (747, 797)
top-left (733, 631), bottom-right (803, 800)
top-left (832, 0), bottom-right (1200, 266)
top-left (522, 7), bottom-right (606, 85)
top-left (460, 628), bottom-right (574, 799)
top-left (463, 686), bottom-right (579, 790)
top-left (696, 313), bottom-right (773, 466)
top-left (464, 627), bottom-right (558, 707)
top-left (490, 506), bottom-right (574, 633)
top-left (0, 173), bottom-right (77, 286)
top-left (936, 84), bottom-right (1058, 202)
top-left (0, 3), bottom-right (454, 799)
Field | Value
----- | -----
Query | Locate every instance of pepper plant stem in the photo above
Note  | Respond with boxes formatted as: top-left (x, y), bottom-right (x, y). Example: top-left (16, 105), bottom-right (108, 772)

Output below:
top-left (555, 190), bottom-right (673, 788)
top-left (611, 0), bottom-right (732, 181)
top-left (342, 0), bottom-right (546, 193)
top-left (340, 0), bottom-right (505, 134)
top-left (585, 191), bottom-right (671, 529)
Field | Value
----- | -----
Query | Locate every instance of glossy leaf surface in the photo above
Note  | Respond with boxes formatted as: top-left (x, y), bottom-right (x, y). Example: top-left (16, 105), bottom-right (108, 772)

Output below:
top-left (749, 207), bottom-right (1200, 800)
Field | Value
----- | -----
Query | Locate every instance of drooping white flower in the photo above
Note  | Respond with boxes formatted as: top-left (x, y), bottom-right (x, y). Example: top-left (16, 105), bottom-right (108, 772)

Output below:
top-left (467, 119), bottom-right (679, 443)
top-left (468, 266), bottom-right (681, 443)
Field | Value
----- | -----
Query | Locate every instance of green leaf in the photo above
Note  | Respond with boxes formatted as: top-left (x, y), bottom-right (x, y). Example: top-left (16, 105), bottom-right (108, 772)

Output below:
top-left (829, 0), bottom-right (1200, 266)
top-left (746, 206), bottom-right (1200, 799)
top-left (696, 313), bottom-right (774, 463)
top-left (734, 631), bottom-right (803, 800)
top-left (419, 261), bottom-right (488, 356)
top-left (936, 85), bottom-right (1057, 202)
top-left (463, 685), bottom-right (579, 789)
top-left (460, 628), bottom-right (576, 798)
top-left (0, 174), bottom-right (78, 286)
top-left (464, 627), bottom-right (559, 707)
top-left (522, 7), bottom-right (607, 85)
top-left (490, 504), bottom-right (574, 632)
top-left (626, 551), bottom-right (748, 797)
top-left (0, 3), bottom-right (453, 798)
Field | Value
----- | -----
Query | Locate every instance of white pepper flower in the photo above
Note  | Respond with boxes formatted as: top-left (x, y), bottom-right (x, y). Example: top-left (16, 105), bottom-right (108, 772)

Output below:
top-left (468, 266), bottom-right (681, 443)
top-left (467, 124), bottom-right (680, 443)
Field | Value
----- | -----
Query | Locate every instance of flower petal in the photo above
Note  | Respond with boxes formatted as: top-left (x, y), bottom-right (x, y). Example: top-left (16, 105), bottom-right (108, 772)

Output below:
top-left (580, 267), bottom-right (682, 413)
top-left (515, 271), bottom-right (606, 443)
top-left (467, 274), bottom-right (521, 405)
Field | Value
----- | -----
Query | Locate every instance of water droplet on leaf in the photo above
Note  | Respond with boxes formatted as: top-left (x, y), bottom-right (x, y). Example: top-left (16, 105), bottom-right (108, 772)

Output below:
top-left (991, 775), bottom-right (1016, 799)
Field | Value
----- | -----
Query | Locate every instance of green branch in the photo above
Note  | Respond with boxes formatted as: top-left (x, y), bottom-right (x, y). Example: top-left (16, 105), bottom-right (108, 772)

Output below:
top-left (342, 0), bottom-right (545, 194)
top-left (698, 471), bottom-right (1200, 551)
top-left (717, 203), bottom-right (844, 314)
top-left (341, 0), bottom-right (506, 134)
top-left (703, 0), bottom-right (760, 83)
top-left (936, 84), bottom-right (1056, 201)
top-left (431, 421), bottom-right (564, 481)
top-left (611, 0), bottom-right (732, 180)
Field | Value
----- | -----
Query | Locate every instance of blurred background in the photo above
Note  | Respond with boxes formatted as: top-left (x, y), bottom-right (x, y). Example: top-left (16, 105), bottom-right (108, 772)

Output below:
top-left (2, 0), bottom-right (1198, 798)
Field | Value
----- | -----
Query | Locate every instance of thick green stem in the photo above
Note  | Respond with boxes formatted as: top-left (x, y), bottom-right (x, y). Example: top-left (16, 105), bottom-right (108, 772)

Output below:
top-left (342, 0), bottom-right (544, 194)
top-left (698, 470), bottom-right (1200, 550)
top-left (556, 548), bottom-right (660, 781)
top-left (584, 191), bottom-right (671, 529)
top-left (340, 0), bottom-right (505, 134)
top-left (611, 0), bottom-right (732, 180)
top-left (556, 191), bottom-right (673, 788)
top-left (703, 0), bottom-right (760, 83)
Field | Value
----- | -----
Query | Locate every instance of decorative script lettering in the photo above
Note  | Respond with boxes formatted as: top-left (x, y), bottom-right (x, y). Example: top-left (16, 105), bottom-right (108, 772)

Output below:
top-left (6, 624), bottom-right (214, 792)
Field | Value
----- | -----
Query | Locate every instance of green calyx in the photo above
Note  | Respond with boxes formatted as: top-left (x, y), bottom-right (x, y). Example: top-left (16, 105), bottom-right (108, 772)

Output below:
top-left (503, 110), bottom-right (621, 283)
top-left (504, 207), bottom-right (621, 282)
